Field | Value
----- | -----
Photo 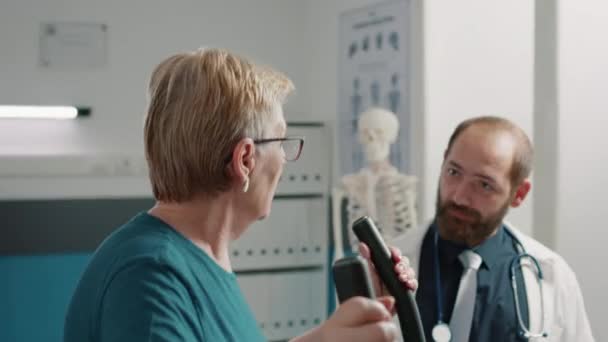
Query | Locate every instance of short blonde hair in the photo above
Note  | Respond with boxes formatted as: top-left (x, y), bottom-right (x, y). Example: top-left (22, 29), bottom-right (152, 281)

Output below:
top-left (144, 48), bottom-right (294, 202)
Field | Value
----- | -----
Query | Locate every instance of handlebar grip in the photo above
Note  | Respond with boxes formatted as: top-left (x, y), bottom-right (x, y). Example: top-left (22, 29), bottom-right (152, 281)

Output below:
top-left (332, 256), bottom-right (376, 303)
top-left (353, 216), bottom-right (426, 342)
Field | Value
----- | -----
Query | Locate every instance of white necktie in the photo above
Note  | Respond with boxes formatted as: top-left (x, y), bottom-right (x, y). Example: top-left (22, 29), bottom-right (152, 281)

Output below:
top-left (449, 250), bottom-right (482, 342)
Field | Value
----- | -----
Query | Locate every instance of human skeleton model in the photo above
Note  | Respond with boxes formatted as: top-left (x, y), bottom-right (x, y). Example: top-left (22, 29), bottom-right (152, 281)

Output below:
top-left (333, 108), bottom-right (418, 259)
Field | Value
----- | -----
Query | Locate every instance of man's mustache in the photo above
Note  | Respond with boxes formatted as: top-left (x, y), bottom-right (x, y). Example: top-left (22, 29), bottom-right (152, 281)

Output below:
top-left (440, 202), bottom-right (481, 220)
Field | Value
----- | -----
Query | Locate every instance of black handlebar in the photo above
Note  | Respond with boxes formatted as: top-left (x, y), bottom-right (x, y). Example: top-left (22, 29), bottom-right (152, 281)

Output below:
top-left (336, 216), bottom-right (426, 342)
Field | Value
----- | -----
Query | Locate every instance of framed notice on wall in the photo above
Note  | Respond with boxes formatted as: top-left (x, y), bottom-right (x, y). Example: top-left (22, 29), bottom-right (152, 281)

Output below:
top-left (338, 0), bottom-right (411, 175)
top-left (39, 22), bottom-right (108, 69)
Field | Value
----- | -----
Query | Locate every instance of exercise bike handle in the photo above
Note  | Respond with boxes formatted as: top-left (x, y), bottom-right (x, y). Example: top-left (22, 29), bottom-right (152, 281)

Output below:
top-left (352, 216), bottom-right (426, 342)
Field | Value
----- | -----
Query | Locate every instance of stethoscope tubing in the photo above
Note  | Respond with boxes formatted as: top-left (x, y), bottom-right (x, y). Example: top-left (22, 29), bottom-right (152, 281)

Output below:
top-left (432, 226), bottom-right (548, 340)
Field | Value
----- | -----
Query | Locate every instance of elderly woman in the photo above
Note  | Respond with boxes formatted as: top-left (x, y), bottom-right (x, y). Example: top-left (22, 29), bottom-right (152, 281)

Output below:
top-left (64, 48), bottom-right (416, 342)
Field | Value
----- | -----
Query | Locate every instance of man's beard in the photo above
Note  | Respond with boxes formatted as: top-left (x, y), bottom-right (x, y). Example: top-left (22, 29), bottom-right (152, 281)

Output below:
top-left (435, 189), bottom-right (510, 247)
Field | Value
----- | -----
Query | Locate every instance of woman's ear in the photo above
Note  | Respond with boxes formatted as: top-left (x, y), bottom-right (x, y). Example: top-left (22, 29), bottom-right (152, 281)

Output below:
top-left (227, 138), bottom-right (256, 186)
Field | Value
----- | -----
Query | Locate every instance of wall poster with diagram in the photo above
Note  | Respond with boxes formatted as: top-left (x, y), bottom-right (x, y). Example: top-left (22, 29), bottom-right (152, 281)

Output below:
top-left (338, 0), bottom-right (411, 175)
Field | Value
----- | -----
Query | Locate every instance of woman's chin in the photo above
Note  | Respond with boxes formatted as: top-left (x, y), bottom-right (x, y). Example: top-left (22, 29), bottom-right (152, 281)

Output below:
top-left (256, 205), bottom-right (272, 221)
top-left (256, 213), bottom-right (269, 221)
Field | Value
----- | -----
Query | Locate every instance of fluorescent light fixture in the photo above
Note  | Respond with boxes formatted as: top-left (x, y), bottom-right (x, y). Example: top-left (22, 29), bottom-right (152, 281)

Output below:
top-left (0, 105), bottom-right (91, 119)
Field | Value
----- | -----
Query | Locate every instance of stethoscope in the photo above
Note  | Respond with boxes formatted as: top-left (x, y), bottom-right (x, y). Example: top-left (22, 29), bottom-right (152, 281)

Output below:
top-left (431, 228), bottom-right (549, 342)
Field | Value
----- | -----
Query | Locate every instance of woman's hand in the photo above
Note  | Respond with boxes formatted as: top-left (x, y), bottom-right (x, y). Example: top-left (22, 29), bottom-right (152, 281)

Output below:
top-left (291, 296), bottom-right (399, 342)
top-left (358, 242), bottom-right (418, 301)
top-left (290, 242), bottom-right (418, 342)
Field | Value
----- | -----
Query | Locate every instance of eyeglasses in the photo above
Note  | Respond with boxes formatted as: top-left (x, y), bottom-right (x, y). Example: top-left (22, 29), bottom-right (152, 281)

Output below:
top-left (254, 136), bottom-right (304, 161)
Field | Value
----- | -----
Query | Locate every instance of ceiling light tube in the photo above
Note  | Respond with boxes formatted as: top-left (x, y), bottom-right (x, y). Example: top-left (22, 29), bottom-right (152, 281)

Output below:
top-left (0, 105), bottom-right (91, 119)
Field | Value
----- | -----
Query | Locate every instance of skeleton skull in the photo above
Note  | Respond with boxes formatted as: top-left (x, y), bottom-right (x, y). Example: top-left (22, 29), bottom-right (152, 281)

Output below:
top-left (336, 107), bottom-right (417, 253)
top-left (358, 107), bottom-right (399, 162)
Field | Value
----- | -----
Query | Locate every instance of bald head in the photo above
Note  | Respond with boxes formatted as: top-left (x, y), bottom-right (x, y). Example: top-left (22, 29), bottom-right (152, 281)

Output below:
top-left (445, 116), bottom-right (534, 187)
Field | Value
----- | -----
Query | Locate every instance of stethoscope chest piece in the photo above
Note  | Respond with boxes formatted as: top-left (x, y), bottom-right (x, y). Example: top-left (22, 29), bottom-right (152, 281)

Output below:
top-left (432, 322), bottom-right (451, 342)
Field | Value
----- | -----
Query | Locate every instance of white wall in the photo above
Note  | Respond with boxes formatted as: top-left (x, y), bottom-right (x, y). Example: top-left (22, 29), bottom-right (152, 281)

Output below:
top-left (0, 0), bottom-right (313, 156)
top-left (423, 0), bottom-right (534, 231)
top-left (553, 0), bottom-right (608, 339)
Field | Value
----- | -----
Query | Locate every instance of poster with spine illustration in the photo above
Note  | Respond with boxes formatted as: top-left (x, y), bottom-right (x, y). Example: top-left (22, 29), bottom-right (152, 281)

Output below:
top-left (338, 0), bottom-right (411, 175)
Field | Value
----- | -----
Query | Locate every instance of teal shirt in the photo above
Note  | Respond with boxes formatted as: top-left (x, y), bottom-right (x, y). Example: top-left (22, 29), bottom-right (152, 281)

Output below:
top-left (64, 212), bottom-right (266, 342)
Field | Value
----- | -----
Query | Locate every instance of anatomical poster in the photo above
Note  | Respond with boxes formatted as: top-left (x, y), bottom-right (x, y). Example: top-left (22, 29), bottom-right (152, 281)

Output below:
top-left (338, 0), bottom-right (411, 175)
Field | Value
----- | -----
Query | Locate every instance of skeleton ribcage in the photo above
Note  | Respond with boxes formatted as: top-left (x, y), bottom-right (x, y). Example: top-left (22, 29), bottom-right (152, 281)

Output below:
top-left (345, 174), bottom-right (418, 251)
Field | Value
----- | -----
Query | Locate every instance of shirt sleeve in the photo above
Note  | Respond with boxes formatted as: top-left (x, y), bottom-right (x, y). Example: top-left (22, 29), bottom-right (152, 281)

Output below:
top-left (98, 259), bottom-right (203, 342)
top-left (564, 264), bottom-right (595, 342)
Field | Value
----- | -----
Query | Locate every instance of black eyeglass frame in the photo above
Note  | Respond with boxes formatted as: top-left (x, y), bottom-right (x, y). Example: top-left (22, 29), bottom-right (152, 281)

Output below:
top-left (253, 136), bottom-right (305, 162)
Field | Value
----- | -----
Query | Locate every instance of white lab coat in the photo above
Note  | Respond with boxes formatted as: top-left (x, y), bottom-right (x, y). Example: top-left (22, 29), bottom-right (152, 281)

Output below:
top-left (392, 222), bottom-right (595, 342)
